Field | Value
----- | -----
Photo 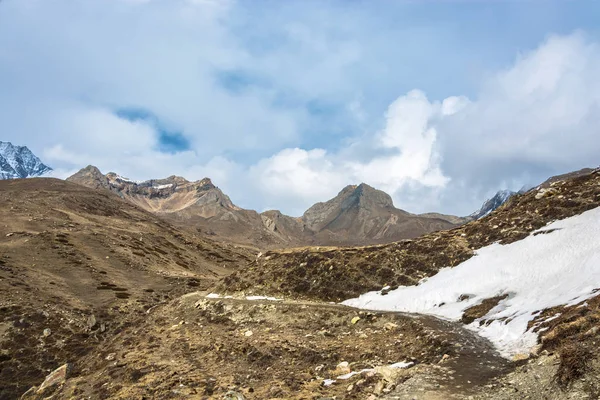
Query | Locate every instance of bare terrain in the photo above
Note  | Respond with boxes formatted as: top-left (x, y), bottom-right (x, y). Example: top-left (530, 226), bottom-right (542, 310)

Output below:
top-left (1, 169), bottom-right (599, 399)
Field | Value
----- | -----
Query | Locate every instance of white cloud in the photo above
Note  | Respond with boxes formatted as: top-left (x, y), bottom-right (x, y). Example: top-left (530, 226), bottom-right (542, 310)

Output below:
top-left (242, 33), bottom-right (600, 215)
top-left (436, 32), bottom-right (600, 213)
top-left (246, 91), bottom-right (453, 214)
top-left (248, 148), bottom-right (346, 214)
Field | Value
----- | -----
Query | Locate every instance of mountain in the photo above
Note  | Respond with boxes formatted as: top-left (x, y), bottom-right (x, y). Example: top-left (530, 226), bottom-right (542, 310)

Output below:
top-left (470, 189), bottom-right (516, 219)
top-left (67, 167), bottom-right (461, 247)
top-left (0, 141), bottom-right (52, 179)
top-left (301, 183), bottom-right (460, 245)
top-left (67, 166), bottom-right (301, 247)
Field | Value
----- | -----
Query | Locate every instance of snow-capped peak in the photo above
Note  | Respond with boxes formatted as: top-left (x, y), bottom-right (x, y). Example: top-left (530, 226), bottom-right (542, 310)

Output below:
top-left (0, 141), bottom-right (52, 179)
top-left (470, 189), bottom-right (516, 219)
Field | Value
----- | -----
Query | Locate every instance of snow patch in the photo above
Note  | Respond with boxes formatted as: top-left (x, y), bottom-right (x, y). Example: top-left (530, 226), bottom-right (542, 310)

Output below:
top-left (343, 207), bottom-right (600, 357)
top-left (389, 361), bottom-right (414, 369)
top-left (153, 184), bottom-right (174, 190)
top-left (336, 369), bottom-right (373, 380)
top-left (245, 295), bottom-right (283, 302)
top-left (205, 294), bottom-right (282, 302)
top-left (114, 174), bottom-right (141, 184)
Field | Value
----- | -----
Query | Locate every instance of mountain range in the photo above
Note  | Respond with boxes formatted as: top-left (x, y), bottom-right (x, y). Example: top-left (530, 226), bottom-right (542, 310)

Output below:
top-left (0, 141), bottom-right (52, 179)
top-left (0, 141), bottom-right (516, 247)
top-left (67, 165), bottom-right (474, 247)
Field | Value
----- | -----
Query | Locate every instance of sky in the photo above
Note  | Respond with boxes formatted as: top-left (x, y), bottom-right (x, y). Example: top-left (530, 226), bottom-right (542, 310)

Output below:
top-left (1, 0), bottom-right (600, 216)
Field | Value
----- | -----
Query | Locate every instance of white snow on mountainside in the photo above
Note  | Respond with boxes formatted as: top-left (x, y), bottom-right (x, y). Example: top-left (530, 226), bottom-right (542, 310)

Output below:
top-left (0, 141), bottom-right (52, 179)
top-left (343, 206), bottom-right (600, 357)
top-left (470, 189), bottom-right (516, 219)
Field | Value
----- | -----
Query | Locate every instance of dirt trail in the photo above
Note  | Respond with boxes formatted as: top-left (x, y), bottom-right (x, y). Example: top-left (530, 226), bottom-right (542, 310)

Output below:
top-left (223, 296), bottom-right (514, 398)
top-left (222, 296), bottom-right (513, 391)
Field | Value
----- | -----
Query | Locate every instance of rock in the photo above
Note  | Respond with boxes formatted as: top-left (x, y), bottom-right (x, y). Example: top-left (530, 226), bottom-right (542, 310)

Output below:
top-left (335, 361), bottom-right (351, 375)
top-left (36, 363), bottom-right (71, 394)
top-left (351, 316), bottom-right (361, 324)
top-left (535, 188), bottom-right (558, 200)
top-left (439, 354), bottom-right (450, 363)
top-left (584, 326), bottom-right (598, 336)
top-left (512, 353), bottom-right (530, 362)
top-left (530, 344), bottom-right (543, 356)
top-left (373, 380), bottom-right (385, 395)
top-left (6, 233), bottom-right (13, 237)
top-left (223, 391), bottom-right (246, 400)
top-left (86, 314), bottom-right (97, 330)
top-left (383, 322), bottom-right (398, 331)
top-left (269, 385), bottom-right (283, 396)
top-left (42, 328), bottom-right (51, 337)
top-left (106, 353), bottom-right (116, 361)
top-left (244, 330), bottom-right (253, 337)
top-left (346, 383), bottom-right (354, 392)
top-left (374, 366), bottom-right (404, 382)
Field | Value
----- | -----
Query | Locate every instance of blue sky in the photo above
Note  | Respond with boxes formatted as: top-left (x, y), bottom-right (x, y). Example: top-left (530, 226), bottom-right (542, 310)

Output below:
top-left (1, 0), bottom-right (600, 216)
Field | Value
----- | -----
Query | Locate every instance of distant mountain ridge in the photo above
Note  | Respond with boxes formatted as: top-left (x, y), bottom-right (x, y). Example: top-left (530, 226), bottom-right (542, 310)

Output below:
top-left (470, 190), bottom-right (517, 220)
top-left (67, 166), bottom-right (463, 247)
top-left (0, 141), bottom-right (52, 179)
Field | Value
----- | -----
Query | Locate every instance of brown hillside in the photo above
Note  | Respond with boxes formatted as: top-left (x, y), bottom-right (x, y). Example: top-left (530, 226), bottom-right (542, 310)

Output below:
top-left (0, 178), bottom-right (253, 399)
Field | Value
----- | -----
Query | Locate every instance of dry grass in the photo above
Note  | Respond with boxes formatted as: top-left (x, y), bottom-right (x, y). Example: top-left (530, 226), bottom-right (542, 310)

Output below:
top-left (461, 294), bottom-right (508, 325)
top-left (554, 342), bottom-right (594, 389)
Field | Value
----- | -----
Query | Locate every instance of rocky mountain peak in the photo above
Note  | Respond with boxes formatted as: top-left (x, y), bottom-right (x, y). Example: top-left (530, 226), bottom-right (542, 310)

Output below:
top-left (332, 183), bottom-right (395, 213)
top-left (67, 166), bottom-right (239, 215)
top-left (196, 177), bottom-right (215, 190)
top-left (352, 183), bottom-right (394, 208)
top-left (0, 141), bottom-right (52, 179)
top-left (67, 165), bottom-right (111, 190)
top-left (470, 189), bottom-right (516, 220)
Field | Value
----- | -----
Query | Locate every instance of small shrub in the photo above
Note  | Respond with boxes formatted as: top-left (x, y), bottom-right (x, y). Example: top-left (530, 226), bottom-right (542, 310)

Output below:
top-left (554, 342), bottom-right (594, 389)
